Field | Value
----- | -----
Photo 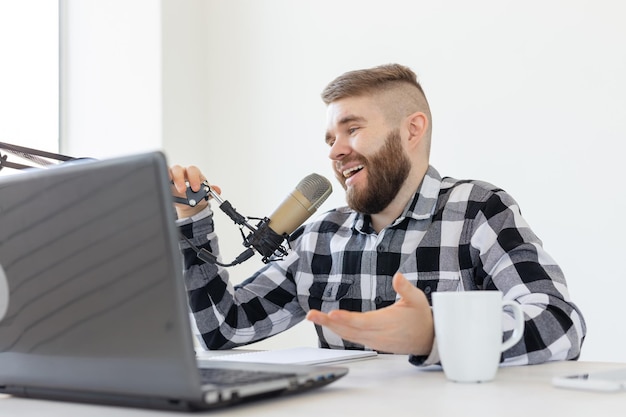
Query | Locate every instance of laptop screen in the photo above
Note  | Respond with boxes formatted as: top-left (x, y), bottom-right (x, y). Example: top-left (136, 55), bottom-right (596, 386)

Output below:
top-left (0, 152), bottom-right (203, 400)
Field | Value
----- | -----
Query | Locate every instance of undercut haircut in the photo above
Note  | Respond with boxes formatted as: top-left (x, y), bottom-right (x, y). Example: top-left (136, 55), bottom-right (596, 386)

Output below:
top-left (321, 63), bottom-right (432, 137)
top-left (321, 63), bottom-right (426, 104)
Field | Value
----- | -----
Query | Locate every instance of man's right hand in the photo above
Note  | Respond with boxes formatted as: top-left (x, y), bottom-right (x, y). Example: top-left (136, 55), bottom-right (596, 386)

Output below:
top-left (169, 164), bottom-right (221, 219)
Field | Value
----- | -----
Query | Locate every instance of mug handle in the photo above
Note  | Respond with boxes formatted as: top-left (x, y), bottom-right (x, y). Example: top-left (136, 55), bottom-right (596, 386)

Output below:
top-left (500, 300), bottom-right (525, 352)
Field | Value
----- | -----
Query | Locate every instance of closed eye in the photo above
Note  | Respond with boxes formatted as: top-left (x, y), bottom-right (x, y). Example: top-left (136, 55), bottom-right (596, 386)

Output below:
top-left (325, 132), bottom-right (335, 146)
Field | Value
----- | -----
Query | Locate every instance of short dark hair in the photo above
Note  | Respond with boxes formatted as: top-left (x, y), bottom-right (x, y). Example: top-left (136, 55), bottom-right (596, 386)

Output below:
top-left (321, 63), bottom-right (426, 104)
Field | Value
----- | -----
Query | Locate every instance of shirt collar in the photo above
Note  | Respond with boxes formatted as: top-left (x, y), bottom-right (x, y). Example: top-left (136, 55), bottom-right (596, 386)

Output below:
top-left (403, 165), bottom-right (442, 221)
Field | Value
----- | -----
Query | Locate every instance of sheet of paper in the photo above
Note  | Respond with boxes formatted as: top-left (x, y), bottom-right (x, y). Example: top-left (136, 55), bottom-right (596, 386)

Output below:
top-left (197, 347), bottom-right (378, 366)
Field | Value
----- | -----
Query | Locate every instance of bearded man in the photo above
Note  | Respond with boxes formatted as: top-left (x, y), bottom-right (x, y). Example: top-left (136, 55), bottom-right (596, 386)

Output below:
top-left (170, 63), bottom-right (586, 367)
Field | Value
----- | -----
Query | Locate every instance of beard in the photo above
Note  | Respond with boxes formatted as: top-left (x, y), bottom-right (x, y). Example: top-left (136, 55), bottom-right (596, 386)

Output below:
top-left (340, 129), bottom-right (411, 215)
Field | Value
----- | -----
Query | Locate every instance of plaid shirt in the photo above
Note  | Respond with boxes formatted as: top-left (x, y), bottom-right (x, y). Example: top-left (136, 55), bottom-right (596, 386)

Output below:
top-left (178, 166), bottom-right (586, 366)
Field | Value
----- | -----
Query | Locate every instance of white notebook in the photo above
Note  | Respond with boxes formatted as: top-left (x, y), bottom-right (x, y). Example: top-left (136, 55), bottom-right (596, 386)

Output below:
top-left (197, 347), bottom-right (378, 366)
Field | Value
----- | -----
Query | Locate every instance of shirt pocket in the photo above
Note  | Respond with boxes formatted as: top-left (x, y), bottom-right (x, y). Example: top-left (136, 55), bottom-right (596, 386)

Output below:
top-left (309, 277), bottom-right (355, 301)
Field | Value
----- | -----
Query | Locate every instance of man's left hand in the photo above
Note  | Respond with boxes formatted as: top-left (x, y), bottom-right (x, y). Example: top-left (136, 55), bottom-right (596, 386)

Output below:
top-left (306, 272), bottom-right (434, 356)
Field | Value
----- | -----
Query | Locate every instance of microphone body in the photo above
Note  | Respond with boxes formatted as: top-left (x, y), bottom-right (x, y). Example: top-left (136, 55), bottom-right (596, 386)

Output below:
top-left (183, 173), bottom-right (333, 266)
top-left (247, 174), bottom-right (332, 261)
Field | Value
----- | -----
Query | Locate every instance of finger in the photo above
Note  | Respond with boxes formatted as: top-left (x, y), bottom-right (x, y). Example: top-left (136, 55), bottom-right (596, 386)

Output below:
top-left (185, 165), bottom-right (205, 191)
top-left (392, 272), bottom-right (424, 305)
top-left (392, 272), bottom-right (411, 296)
top-left (308, 309), bottom-right (378, 333)
top-left (315, 317), bottom-right (369, 343)
top-left (305, 309), bottom-right (331, 326)
top-left (169, 165), bottom-right (188, 194)
top-left (307, 310), bottom-right (390, 349)
top-left (306, 310), bottom-right (349, 332)
top-left (210, 184), bottom-right (222, 196)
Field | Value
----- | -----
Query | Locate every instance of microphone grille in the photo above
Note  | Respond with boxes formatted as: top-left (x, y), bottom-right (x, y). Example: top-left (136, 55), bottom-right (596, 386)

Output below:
top-left (296, 173), bottom-right (333, 209)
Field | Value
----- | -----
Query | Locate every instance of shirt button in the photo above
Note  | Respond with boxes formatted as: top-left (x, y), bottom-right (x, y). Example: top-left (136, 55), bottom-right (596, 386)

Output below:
top-left (374, 296), bottom-right (383, 304)
top-left (423, 286), bottom-right (432, 295)
top-left (377, 246), bottom-right (385, 253)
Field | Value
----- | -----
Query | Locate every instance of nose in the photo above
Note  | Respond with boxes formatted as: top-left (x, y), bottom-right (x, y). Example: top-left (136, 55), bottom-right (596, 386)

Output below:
top-left (328, 135), bottom-right (350, 161)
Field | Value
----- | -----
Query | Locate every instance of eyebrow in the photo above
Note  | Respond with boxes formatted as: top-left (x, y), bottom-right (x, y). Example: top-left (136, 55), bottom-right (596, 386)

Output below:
top-left (325, 114), bottom-right (366, 144)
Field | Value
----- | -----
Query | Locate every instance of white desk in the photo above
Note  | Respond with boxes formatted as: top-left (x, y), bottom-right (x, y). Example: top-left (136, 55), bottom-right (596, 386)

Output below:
top-left (1, 356), bottom-right (624, 416)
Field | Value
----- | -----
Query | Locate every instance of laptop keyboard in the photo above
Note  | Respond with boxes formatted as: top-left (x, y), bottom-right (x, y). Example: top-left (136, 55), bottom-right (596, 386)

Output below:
top-left (199, 367), bottom-right (292, 387)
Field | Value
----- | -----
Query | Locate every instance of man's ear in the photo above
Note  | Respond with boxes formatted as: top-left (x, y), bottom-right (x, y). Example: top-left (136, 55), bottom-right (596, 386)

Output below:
top-left (406, 111), bottom-right (429, 149)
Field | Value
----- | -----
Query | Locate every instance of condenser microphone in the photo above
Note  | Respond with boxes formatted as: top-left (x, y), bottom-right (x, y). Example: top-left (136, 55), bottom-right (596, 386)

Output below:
top-left (247, 173), bottom-right (333, 261)
top-left (181, 173), bottom-right (333, 266)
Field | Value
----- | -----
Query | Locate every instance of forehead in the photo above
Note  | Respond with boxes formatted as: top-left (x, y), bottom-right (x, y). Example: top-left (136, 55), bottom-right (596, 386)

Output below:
top-left (325, 95), bottom-right (384, 129)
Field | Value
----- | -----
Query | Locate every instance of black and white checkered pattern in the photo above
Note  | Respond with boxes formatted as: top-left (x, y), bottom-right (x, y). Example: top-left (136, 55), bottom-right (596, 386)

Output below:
top-left (179, 166), bottom-right (586, 366)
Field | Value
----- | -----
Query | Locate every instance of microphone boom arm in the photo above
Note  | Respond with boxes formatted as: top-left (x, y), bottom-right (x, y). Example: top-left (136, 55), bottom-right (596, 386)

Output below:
top-left (175, 181), bottom-right (289, 265)
top-left (0, 141), bottom-right (78, 172)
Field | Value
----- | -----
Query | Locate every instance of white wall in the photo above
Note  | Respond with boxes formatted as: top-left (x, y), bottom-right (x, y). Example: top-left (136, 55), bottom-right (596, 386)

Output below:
top-left (60, 0), bottom-right (162, 157)
top-left (0, 1), bottom-right (58, 155)
top-left (62, 0), bottom-right (626, 361)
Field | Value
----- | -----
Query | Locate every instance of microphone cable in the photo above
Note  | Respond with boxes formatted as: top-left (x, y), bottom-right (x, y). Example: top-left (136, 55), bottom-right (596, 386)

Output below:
top-left (178, 232), bottom-right (255, 267)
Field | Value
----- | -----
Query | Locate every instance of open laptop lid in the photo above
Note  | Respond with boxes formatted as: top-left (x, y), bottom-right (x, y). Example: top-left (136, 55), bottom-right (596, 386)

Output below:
top-left (0, 152), bottom-right (207, 407)
top-left (0, 151), bottom-right (348, 411)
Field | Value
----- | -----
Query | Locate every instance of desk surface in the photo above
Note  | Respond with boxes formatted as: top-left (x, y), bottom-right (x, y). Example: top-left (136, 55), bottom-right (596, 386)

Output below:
top-left (1, 356), bottom-right (624, 416)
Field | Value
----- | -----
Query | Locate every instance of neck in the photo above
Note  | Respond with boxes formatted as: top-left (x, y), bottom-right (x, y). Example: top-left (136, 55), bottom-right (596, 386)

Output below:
top-left (370, 164), bottom-right (428, 233)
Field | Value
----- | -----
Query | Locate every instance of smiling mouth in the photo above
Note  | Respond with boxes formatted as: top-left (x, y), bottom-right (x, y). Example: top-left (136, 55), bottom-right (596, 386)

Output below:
top-left (342, 165), bottom-right (364, 178)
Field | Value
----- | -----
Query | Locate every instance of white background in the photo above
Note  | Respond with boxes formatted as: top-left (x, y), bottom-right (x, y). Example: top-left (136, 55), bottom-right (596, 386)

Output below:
top-left (60, 0), bottom-right (626, 361)
top-left (0, 1), bottom-right (58, 159)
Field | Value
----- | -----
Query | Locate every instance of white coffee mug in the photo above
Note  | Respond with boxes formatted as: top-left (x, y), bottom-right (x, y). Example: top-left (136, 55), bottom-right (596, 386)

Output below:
top-left (432, 291), bottom-right (525, 383)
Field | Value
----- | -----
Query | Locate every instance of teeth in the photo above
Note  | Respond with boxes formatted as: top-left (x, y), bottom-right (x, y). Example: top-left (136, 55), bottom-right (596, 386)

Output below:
top-left (343, 165), bottom-right (364, 178)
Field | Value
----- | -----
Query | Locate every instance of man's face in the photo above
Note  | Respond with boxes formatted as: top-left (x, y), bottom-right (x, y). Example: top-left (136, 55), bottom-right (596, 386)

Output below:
top-left (325, 96), bottom-right (411, 214)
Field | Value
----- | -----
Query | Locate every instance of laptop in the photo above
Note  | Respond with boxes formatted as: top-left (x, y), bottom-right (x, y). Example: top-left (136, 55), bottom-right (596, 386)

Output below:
top-left (0, 151), bottom-right (347, 411)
